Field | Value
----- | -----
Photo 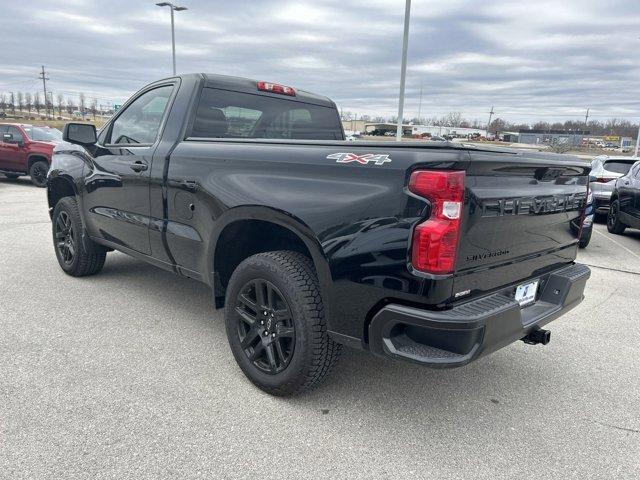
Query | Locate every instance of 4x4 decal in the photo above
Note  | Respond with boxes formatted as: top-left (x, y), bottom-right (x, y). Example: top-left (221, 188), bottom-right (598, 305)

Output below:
top-left (327, 152), bottom-right (392, 166)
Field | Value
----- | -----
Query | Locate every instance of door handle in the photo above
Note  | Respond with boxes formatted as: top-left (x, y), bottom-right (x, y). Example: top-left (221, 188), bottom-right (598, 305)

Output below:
top-left (129, 161), bottom-right (148, 172)
top-left (180, 179), bottom-right (198, 192)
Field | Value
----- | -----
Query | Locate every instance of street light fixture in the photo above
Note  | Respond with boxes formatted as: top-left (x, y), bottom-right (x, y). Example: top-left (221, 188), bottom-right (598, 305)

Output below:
top-left (156, 2), bottom-right (188, 76)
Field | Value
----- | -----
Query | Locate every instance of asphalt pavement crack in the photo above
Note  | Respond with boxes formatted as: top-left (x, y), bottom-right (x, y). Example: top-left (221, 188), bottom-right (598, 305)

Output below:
top-left (590, 419), bottom-right (640, 434)
top-left (582, 263), bottom-right (640, 276)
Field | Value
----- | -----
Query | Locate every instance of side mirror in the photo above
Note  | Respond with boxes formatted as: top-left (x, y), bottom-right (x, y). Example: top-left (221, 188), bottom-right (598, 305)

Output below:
top-left (63, 122), bottom-right (97, 146)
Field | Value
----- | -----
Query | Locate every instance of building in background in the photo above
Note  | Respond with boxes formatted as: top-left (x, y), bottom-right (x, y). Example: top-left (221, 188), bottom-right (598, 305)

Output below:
top-left (518, 129), bottom-right (589, 147)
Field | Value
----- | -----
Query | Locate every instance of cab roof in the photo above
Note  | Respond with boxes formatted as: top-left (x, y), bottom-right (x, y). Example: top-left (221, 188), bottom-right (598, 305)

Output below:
top-left (195, 73), bottom-right (336, 108)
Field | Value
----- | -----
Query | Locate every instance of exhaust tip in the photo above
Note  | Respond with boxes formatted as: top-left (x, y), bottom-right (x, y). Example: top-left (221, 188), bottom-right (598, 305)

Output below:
top-left (522, 328), bottom-right (551, 345)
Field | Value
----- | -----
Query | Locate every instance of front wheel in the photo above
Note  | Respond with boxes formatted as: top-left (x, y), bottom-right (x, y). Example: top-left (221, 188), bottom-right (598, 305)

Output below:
top-left (52, 197), bottom-right (107, 276)
top-left (225, 251), bottom-right (341, 396)
top-left (607, 199), bottom-right (626, 235)
top-left (29, 160), bottom-right (49, 187)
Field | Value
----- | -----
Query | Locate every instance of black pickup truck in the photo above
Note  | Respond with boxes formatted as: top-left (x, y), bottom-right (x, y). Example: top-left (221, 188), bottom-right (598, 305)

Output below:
top-left (48, 73), bottom-right (591, 395)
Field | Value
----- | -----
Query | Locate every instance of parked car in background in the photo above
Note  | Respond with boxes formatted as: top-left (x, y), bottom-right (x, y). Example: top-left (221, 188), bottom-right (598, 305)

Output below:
top-left (589, 156), bottom-right (637, 219)
top-left (580, 192), bottom-right (594, 248)
top-left (607, 160), bottom-right (640, 235)
top-left (0, 124), bottom-right (62, 187)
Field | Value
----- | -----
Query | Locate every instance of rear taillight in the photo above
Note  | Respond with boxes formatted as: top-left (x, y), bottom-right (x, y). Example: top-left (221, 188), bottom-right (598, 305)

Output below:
top-left (594, 177), bottom-right (615, 183)
top-left (409, 170), bottom-right (465, 275)
top-left (257, 81), bottom-right (296, 96)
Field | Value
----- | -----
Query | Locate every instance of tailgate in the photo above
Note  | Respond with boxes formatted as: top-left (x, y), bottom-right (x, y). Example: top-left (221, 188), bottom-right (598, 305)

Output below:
top-left (453, 150), bottom-right (589, 299)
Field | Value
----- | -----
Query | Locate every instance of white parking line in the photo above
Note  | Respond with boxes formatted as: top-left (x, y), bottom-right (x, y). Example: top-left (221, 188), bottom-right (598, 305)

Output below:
top-left (594, 228), bottom-right (640, 260)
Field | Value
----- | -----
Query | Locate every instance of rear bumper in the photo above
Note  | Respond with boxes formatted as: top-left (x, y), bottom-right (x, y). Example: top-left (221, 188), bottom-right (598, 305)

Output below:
top-left (593, 196), bottom-right (612, 213)
top-left (368, 263), bottom-right (591, 368)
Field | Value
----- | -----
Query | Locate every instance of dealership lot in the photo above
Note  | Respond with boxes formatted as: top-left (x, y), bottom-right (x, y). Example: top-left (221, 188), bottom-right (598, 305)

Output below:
top-left (1, 177), bottom-right (638, 479)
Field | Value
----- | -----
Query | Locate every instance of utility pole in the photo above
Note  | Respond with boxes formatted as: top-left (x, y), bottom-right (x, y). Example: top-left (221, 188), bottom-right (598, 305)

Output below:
top-left (396, 0), bottom-right (411, 141)
top-left (584, 107), bottom-right (590, 126)
top-left (38, 66), bottom-right (50, 118)
top-left (635, 122), bottom-right (639, 157)
top-left (486, 106), bottom-right (494, 137)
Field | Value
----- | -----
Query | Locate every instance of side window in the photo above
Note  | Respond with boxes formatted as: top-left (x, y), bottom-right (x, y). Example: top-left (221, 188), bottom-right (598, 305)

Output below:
top-left (6, 126), bottom-right (24, 143)
top-left (108, 85), bottom-right (173, 145)
top-left (222, 106), bottom-right (262, 137)
top-left (264, 109), bottom-right (313, 139)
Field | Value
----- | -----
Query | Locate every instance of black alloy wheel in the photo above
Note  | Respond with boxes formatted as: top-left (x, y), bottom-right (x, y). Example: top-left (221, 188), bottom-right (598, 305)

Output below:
top-left (607, 200), bottom-right (626, 234)
top-left (224, 251), bottom-right (341, 395)
top-left (29, 160), bottom-right (49, 187)
top-left (235, 279), bottom-right (295, 374)
top-left (55, 210), bottom-right (76, 265)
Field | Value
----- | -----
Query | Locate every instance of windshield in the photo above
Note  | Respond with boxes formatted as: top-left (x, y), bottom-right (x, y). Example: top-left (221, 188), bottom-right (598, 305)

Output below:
top-left (24, 127), bottom-right (63, 142)
top-left (603, 160), bottom-right (635, 174)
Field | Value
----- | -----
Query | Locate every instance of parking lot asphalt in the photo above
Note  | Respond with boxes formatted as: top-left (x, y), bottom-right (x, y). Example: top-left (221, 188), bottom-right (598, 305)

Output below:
top-left (1, 176), bottom-right (639, 479)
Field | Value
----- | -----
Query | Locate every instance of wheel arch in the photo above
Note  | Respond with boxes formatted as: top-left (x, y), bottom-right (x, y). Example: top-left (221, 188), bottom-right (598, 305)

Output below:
top-left (47, 173), bottom-right (78, 214)
top-left (27, 154), bottom-right (50, 171)
top-left (209, 206), bottom-right (331, 309)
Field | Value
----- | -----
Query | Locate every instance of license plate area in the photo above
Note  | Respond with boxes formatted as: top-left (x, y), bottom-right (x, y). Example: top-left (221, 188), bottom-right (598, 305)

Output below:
top-left (515, 280), bottom-right (539, 307)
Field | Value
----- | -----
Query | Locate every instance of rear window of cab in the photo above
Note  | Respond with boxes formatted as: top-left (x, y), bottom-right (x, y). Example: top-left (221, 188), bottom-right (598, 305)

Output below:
top-left (190, 88), bottom-right (343, 141)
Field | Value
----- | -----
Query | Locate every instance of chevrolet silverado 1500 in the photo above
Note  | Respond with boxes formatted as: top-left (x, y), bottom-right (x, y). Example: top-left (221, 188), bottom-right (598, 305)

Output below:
top-left (47, 74), bottom-right (591, 395)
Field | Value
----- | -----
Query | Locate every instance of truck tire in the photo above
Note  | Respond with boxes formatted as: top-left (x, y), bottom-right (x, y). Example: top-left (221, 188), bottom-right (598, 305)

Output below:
top-left (225, 251), bottom-right (341, 396)
top-left (578, 227), bottom-right (592, 248)
top-left (29, 160), bottom-right (49, 187)
top-left (52, 197), bottom-right (107, 276)
top-left (4, 173), bottom-right (20, 180)
top-left (606, 199), bottom-right (626, 235)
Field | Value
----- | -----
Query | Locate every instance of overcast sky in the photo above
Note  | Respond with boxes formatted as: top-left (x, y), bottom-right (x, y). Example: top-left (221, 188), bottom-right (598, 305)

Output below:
top-left (1, 0), bottom-right (639, 123)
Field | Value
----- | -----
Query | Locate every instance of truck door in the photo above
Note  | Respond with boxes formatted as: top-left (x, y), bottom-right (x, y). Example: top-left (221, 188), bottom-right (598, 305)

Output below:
top-left (0, 126), bottom-right (28, 172)
top-left (82, 84), bottom-right (175, 255)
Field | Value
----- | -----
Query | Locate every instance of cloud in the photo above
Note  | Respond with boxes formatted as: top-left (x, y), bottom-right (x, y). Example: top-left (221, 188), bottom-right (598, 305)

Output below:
top-left (0, 0), bottom-right (638, 122)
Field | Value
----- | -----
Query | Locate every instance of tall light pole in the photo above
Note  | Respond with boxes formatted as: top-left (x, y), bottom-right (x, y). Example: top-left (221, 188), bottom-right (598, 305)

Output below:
top-left (635, 122), bottom-right (639, 157)
top-left (396, 0), bottom-right (411, 141)
top-left (156, 2), bottom-right (188, 76)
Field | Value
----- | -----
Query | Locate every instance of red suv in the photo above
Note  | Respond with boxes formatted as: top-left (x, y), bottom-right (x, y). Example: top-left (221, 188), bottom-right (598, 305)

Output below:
top-left (0, 123), bottom-right (62, 187)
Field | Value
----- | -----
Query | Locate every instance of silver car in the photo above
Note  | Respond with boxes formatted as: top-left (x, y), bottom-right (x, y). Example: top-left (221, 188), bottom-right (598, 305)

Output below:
top-left (589, 156), bottom-right (638, 216)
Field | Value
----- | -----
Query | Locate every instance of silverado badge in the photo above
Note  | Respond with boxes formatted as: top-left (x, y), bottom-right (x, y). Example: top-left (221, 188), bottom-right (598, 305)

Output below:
top-left (327, 152), bottom-right (392, 166)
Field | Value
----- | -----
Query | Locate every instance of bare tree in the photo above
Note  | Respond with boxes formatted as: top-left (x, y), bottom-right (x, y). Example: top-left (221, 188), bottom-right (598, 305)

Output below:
top-left (25, 92), bottom-right (33, 113)
top-left (90, 97), bottom-right (98, 120)
top-left (66, 98), bottom-right (75, 115)
top-left (17, 92), bottom-right (24, 112)
top-left (79, 93), bottom-right (86, 118)
top-left (445, 112), bottom-right (464, 127)
top-left (56, 94), bottom-right (64, 117)
top-left (489, 117), bottom-right (506, 134)
top-left (10, 92), bottom-right (16, 114)
top-left (0, 93), bottom-right (6, 113)
top-left (34, 92), bottom-right (42, 115)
